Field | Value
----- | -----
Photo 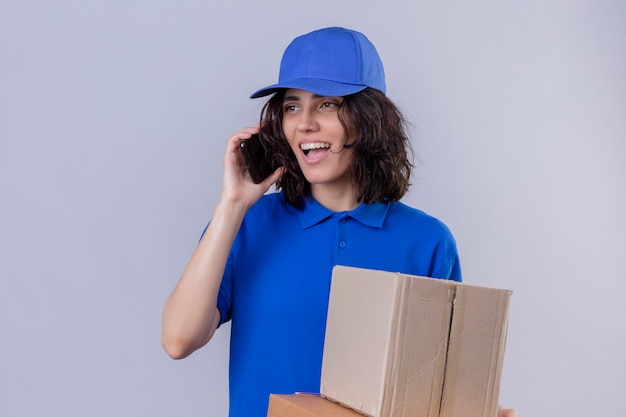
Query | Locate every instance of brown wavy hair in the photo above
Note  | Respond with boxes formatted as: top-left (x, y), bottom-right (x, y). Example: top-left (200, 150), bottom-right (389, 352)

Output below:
top-left (258, 88), bottom-right (413, 209)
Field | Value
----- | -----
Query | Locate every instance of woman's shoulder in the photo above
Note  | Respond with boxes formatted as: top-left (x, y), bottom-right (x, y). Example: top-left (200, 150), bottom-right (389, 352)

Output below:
top-left (387, 201), bottom-right (454, 236)
top-left (253, 191), bottom-right (286, 207)
top-left (246, 191), bottom-right (295, 218)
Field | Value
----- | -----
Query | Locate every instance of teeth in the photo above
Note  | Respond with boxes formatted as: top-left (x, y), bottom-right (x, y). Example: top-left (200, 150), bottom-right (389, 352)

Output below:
top-left (300, 142), bottom-right (331, 152)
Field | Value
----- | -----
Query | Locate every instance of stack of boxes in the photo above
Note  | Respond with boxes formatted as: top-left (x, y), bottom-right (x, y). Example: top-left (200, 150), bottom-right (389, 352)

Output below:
top-left (267, 266), bottom-right (512, 417)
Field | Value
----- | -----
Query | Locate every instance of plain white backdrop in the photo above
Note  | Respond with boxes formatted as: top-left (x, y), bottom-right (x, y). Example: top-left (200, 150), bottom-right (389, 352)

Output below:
top-left (1, 1), bottom-right (624, 416)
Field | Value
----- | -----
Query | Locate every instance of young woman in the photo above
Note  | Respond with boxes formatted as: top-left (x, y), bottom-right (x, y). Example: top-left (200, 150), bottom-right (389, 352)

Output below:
top-left (162, 27), bottom-right (517, 417)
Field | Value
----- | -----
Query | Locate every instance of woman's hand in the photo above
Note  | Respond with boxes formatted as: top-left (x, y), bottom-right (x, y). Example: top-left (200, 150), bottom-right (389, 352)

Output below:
top-left (498, 405), bottom-right (518, 417)
top-left (220, 126), bottom-right (284, 210)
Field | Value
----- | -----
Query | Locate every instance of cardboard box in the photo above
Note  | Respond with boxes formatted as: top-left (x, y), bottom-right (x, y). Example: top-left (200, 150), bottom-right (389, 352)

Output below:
top-left (266, 394), bottom-right (365, 417)
top-left (320, 266), bottom-right (511, 417)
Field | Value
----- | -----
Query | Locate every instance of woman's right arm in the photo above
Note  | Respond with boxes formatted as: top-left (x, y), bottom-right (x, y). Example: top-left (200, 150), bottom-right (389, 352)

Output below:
top-left (161, 127), bottom-right (283, 359)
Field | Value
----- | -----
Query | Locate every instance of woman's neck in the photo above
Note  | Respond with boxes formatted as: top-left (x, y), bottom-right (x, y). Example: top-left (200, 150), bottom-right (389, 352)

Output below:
top-left (310, 183), bottom-right (359, 212)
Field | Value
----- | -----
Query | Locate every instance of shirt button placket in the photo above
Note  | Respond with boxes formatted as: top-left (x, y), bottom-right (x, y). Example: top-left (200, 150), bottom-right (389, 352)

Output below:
top-left (338, 216), bottom-right (347, 251)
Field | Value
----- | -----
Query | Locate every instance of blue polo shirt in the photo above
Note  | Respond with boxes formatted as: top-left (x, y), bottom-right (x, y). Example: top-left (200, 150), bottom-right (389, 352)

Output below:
top-left (215, 192), bottom-right (461, 417)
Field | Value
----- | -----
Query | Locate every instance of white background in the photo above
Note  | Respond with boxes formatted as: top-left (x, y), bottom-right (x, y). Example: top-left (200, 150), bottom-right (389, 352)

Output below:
top-left (1, 1), bottom-right (625, 416)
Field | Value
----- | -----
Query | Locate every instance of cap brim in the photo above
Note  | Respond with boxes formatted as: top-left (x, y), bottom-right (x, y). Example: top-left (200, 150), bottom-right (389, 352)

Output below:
top-left (250, 78), bottom-right (367, 99)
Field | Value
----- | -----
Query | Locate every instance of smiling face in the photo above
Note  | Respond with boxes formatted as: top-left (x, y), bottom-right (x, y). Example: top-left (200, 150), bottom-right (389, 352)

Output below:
top-left (281, 89), bottom-right (358, 207)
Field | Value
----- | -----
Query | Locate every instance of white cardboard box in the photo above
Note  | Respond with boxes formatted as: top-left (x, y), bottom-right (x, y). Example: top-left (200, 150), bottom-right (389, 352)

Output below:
top-left (320, 266), bottom-right (511, 417)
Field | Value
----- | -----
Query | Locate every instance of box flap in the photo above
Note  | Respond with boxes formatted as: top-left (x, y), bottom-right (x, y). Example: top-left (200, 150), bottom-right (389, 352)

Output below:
top-left (321, 266), bottom-right (400, 416)
top-left (381, 274), bottom-right (455, 417)
top-left (322, 267), bottom-right (457, 417)
top-left (438, 285), bottom-right (512, 417)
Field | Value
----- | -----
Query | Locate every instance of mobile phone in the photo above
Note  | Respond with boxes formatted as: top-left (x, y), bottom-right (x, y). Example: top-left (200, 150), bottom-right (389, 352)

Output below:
top-left (239, 133), bottom-right (278, 184)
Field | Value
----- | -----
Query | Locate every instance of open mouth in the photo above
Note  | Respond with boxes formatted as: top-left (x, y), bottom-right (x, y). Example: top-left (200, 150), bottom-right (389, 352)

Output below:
top-left (301, 142), bottom-right (331, 156)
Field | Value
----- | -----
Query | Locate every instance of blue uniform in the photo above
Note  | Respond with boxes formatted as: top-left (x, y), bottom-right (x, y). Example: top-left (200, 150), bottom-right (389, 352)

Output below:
top-left (215, 192), bottom-right (461, 417)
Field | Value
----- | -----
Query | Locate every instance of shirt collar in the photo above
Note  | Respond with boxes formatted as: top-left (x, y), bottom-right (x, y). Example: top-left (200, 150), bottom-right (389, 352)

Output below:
top-left (297, 195), bottom-right (391, 229)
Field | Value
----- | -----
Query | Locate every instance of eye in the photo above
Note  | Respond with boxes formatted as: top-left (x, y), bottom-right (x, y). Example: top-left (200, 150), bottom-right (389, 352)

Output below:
top-left (320, 100), bottom-right (342, 111)
top-left (283, 104), bottom-right (299, 113)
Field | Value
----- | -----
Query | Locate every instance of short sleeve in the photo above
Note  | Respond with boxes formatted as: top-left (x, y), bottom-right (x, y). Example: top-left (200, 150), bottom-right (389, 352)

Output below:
top-left (430, 234), bottom-right (462, 282)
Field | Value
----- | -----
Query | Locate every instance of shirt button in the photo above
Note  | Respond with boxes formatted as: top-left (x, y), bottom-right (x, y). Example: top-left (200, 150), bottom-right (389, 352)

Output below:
top-left (339, 218), bottom-right (347, 224)
top-left (339, 241), bottom-right (346, 248)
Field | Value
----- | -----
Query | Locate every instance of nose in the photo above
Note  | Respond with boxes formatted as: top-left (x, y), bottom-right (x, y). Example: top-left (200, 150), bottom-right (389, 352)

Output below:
top-left (296, 108), bottom-right (319, 133)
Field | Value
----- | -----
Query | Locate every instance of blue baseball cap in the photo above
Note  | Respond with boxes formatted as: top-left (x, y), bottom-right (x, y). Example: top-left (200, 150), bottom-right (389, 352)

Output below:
top-left (250, 27), bottom-right (386, 98)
